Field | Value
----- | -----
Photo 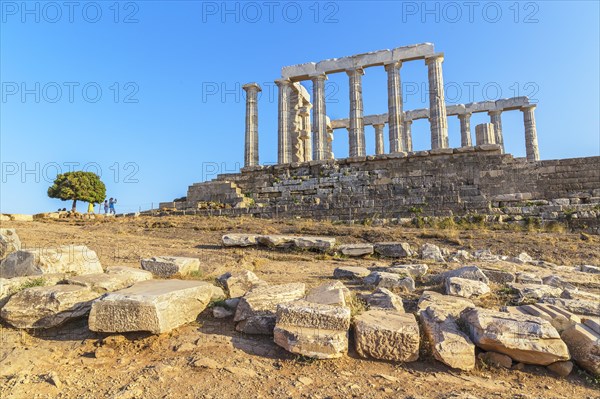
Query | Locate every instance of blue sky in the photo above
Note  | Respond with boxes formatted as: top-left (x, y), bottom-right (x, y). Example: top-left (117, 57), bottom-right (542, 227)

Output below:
top-left (1, 1), bottom-right (599, 214)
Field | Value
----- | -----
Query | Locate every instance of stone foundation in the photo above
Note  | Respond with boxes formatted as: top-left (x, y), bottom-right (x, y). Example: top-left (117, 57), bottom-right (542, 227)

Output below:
top-left (159, 146), bottom-right (600, 232)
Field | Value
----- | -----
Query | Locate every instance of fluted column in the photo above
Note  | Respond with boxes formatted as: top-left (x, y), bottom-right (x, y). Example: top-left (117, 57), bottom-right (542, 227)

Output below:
top-left (403, 120), bottom-right (413, 152)
top-left (458, 112), bottom-right (472, 147)
top-left (475, 123), bottom-right (495, 145)
top-left (300, 104), bottom-right (312, 162)
top-left (242, 83), bottom-right (261, 167)
top-left (489, 110), bottom-right (504, 153)
top-left (425, 54), bottom-right (448, 149)
top-left (311, 74), bottom-right (328, 160)
top-left (275, 79), bottom-right (292, 164)
top-left (347, 67), bottom-right (365, 157)
top-left (521, 105), bottom-right (540, 161)
top-left (385, 61), bottom-right (404, 153)
top-left (373, 123), bottom-right (385, 155)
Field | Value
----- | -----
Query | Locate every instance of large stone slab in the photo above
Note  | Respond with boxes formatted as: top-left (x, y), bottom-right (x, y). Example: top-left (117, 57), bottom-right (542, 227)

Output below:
top-left (461, 308), bottom-right (570, 365)
top-left (218, 270), bottom-right (266, 298)
top-left (363, 287), bottom-right (404, 312)
top-left (1, 285), bottom-right (99, 328)
top-left (0, 246), bottom-right (103, 279)
top-left (430, 266), bottom-right (489, 285)
top-left (222, 234), bottom-right (259, 247)
top-left (274, 300), bottom-right (350, 359)
top-left (388, 264), bottom-right (428, 278)
top-left (542, 298), bottom-right (600, 317)
top-left (333, 266), bottom-right (371, 279)
top-left (292, 236), bottom-right (336, 251)
top-left (66, 267), bottom-right (152, 293)
top-left (561, 323), bottom-right (600, 376)
top-left (234, 283), bottom-right (306, 335)
top-left (446, 277), bottom-right (490, 298)
top-left (509, 283), bottom-right (562, 302)
top-left (373, 242), bottom-right (414, 258)
top-left (354, 310), bottom-right (419, 362)
top-left (364, 272), bottom-right (415, 293)
top-left (338, 243), bottom-right (374, 257)
top-left (305, 281), bottom-right (350, 307)
top-left (88, 280), bottom-right (216, 334)
top-left (140, 256), bottom-right (199, 278)
top-left (421, 243), bottom-right (445, 262)
top-left (417, 291), bottom-right (474, 317)
top-left (0, 229), bottom-right (21, 259)
top-left (419, 306), bottom-right (476, 371)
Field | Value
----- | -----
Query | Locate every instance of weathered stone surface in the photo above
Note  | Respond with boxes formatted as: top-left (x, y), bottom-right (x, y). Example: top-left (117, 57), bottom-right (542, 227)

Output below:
top-left (542, 275), bottom-right (576, 290)
top-left (256, 235), bottom-right (296, 248)
top-left (0, 273), bottom-right (67, 307)
top-left (234, 283), bottom-right (306, 335)
top-left (472, 249), bottom-right (500, 262)
top-left (514, 303), bottom-right (580, 333)
top-left (482, 268), bottom-right (515, 284)
top-left (430, 266), bottom-right (489, 285)
top-left (449, 250), bottom-right (472, 262)
top-left (363, 287), bottom-right (404, 312)
top-left (140, 256), bottom-right (199, 278)
top-left (0, 229), bottom-right (21, 259)
top-left (338, 243), bottom-right (374, 257)
top-left (419, 305), bottom-right (475, 370)
top-left (388, 263), bottom-right (428, 278)
top-left (509, 252), bottom-right (533, 265)
top-left (373, 242), bottom-right (414, 258)
top-left (292, 236), bottom-right (336, 251)
top-left (560, 323), bottom-right (600, 376)
top-left (0, 246), bottom-right (103, 279)
top-left (66, 267), bottom-right (152, 293)
top-left (515, 272), bottom-right (542, 285)
top-left (547, 361), bottom-right (573, 377)
top-left (222, 234), bottom-right (259, 247)
top-left (421, 243), bottom-right (445, 262)
top-left (333, 266), bottom-right (371, 279)
top-left (305, 281), bottom-right (350, 307)
top-left (461, 308), bottom-right (570, 365)
top-left (88, 280), bottom-right (216, 334)
top-left (543, 298), bottom-right (600, 317)
top-left (364, 272), bottom-right (415, 292)
top-left (417, 291), bottom-right (474, 317)
top-left (478, 351), bottom-right (512, 369)
top-left (212, 306), bottom-right (234, 318)
top-left (580, 265), bottom-right (600, 274)
top-left (446, 277), bottom-right (490, 298)
top-left (509, 283), bottom-right (562, 302)
top-left (354, 310), bottom-right (419, 362)
top-left (1, 285), bottom-right (99, 328)
top-left (218, 270), bottom-right (266, 298)
top-left (274, 300), bottom-right (350, 359)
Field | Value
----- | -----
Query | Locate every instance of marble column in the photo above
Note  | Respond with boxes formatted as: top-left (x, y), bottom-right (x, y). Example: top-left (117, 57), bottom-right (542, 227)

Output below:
top-left (300, 104), bottom-right (312, 162)
top-left (242, 83), bottom-right (261, 167)
top-left (475, 123), bottom-right (495, 145)
top-left (488, 110), bottom-right (504, 153)
top-left (373, 123), bottom-right (385, 155)
top-left (311, 74), bottom-right (328, 160)
top-left (458, 112), bottom-right (472, 147)
top-left (347, 67), bottom-right (365, 157)
top-left (403, 120), bottom-right (413, 152)
top-left (385, 61), bottom-right (404, 153)
top-left (521, 105), bottom-right (540, 161)
top-left (275, 79), bottom-right (292, 164)
top-left (425, 54), bottom-right (448, 149)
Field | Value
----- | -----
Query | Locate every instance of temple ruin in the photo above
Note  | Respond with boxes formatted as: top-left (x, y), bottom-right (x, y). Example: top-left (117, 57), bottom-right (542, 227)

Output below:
top-left (160, 43), bottom-right (599, 231)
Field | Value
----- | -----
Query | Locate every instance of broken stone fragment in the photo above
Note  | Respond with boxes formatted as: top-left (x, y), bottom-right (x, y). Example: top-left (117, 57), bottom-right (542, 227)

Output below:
top-left (364, 271), bottom-right (415, 293)
top-left (362, 288), bottom-right (405, 312)
top-left (373, 242), bottom-right (414, 258)
top-left (420, 243), bottom-right (445, 262)
top-left (218, 270), bottom-right (266, 298)
top-left (337, 243), bottom-right (374, 257)
top-left (140, 256), bottom-right (199, 278)
top-left (0, 228), bottom-right (21, 260)
top-left (333, 266), bottom-right (371, 279)
top-left (445, 277), bottom-right (490, 298)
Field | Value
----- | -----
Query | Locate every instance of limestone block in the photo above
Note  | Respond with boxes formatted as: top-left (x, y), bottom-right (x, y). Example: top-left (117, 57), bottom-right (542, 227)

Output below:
top-left (391, 42), bottom-right (434, 61)
top-left (1, 285), bottom-right (99, 329)
top-left (430, 266), bottom-right (489, 285)
top-left (420, 243), bottom-right (445, 262)
top-left (482, 268), bottom-right (515, 284)
top-left (515, 272), bottom-right (542, 285)
top-left (446, 277), bottom-right (490, 298)
top-left (333, 266), bottom-right (371, 279)
top-left (66, 267), bottom-right (152, 293)
top-left (8, 214), bottom-right (33, 222)
top-left (89, 280), bottom-right (216, 334)
top-left (509, 252), bottom-right (534, 265)
top-left (478, 351), bottom-right (513, 369)
top-left (234, 283), bottom-right (306, 335)
top-left (363, 287), bottom-right (404, 312)
top-left (516, 303), bottom-right (579, 333)
top-left (373, 242), bottom-right (414, 258)
top-left (580, 265), bottom-right (600, 274)
top-left (560, 323), bottom-right (600, 376)
top-left (0, 229), bottom-right (21, 259)
top-left (218, 270), bottom-right (266, 298)
top-left (461, 308), bottom-right (570, 365)
top-left (305, 281), bottom-right (350, 307)
top-left (0, 246), bottom-right (103, 279)
top-left (509, 283), bottom-right (562, 302)
top-left (338, 243), bottom-right (374, 257)
top-left (292, 236), bottom-right (336, 251)
top-left (364, 272), bottom-right (415, 293)
top-left (547, 361), bottom-right (573, 377)
top-left (388, 263), bottom-right (428, 278)
top-left (354, 310), bottom-right (419, 362)
top-left (141, 256), bottom-right (199, 278)
top-left (222, 234), bottom-right (259, 247)
top-left (541, 275), bottom-right (576, 290)
top-left (417, 291), bottom-right (474, 318)
top-left (542, 298), bottom-right (600, 317)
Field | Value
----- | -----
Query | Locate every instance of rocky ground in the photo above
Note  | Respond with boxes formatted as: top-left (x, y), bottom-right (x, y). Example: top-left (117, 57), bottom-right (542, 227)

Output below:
top-left (0, 215), bottom-right (599, 399)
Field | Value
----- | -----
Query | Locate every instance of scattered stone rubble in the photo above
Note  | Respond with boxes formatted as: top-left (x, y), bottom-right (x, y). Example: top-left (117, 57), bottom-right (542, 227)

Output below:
top-left (1, 228), bottom-right (599, 380)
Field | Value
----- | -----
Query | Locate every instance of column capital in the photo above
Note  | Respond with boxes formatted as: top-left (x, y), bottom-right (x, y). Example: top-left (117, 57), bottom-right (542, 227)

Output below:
top-left (521, 104), bottom-right (537, 112)
top-left (372, 123), bottom-right (385, 129)
top-left (309, 73), bottom-right (328, 82)
top-left (458, 112), bottom-right (472, 119)
top-left (384, 60), bottom-right (403, 71)
top-left (425, 52), bottom-right (444, 65)
top-left (346, 67), bottom-right (364, 76)
top-left (242, 82), bottom-right (262, 92)
top-left (274, 78), bottom-right (292, 87)
top-left (488, 109), bottom-right (502, 116)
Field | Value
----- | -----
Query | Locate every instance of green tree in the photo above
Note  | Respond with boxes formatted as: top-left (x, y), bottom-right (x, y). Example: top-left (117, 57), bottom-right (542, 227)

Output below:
top-left (47, 171), bottom-right (106, 212)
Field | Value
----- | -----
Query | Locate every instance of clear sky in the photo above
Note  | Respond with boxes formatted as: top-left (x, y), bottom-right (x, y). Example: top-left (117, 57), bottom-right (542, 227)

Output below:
top-left (1, 0), bottom-right (599, 214)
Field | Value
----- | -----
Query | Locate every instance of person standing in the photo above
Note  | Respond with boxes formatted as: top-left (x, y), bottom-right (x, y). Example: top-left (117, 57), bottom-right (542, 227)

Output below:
top-left (104, 200), bottom-right (109, 214)
top-left (87, 202), bottom-right (94, 214)
top-left (109, 198), bottom-right (117, 214)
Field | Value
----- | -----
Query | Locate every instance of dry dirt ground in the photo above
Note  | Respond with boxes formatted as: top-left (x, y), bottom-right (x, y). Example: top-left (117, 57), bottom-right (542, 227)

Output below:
top-left (1, 216), bottom-right (599, 399)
